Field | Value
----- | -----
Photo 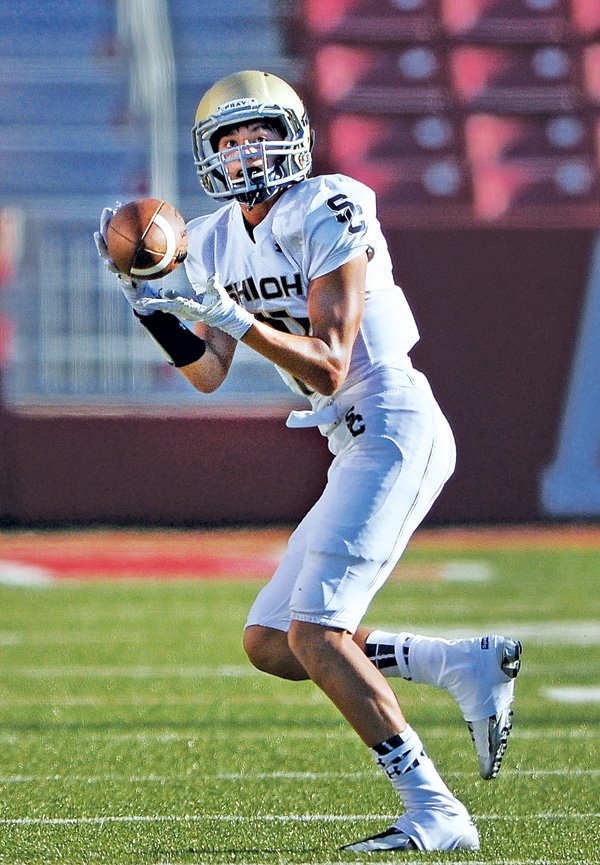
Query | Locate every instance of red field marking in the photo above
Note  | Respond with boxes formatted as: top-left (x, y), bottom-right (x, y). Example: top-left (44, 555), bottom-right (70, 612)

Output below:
top-left (0, 528), bottom-right (289, 581)
top-left (1, 524), bottom-right (599, 582)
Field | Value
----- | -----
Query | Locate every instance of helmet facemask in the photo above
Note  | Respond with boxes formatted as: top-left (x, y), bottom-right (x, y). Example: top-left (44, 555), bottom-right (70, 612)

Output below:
top-left (192, 80), bottom-right (313, 209)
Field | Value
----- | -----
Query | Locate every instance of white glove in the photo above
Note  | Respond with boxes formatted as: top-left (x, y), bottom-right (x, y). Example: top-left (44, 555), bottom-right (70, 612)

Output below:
top-left (94, 206), bottom-right (160, 316)
top-left (139, 275), bottom-right (254, 340)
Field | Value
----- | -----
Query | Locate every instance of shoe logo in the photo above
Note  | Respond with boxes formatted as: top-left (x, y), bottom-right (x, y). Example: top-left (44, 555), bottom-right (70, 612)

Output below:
top-left (481, 637), bottom-right (490, 650)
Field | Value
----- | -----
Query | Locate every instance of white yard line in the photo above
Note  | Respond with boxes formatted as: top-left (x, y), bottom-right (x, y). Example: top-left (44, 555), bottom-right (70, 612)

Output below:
top-left (1, 812), bottom-right (599, 827)
top-left (0, 726), bottom-right (597, 744)
top-left (0, 768), bottom-right (598, 784)
top-left (3, 665), bottom-right (260, 678)
top-left (379, 620), bottom-right (600, 645)
top-left (4, 619), bottom-right (600, 648)
top-left (0, 693), bottom-right (325, 707)
top-left (150, 861), bottom-right (587, 865)
top-left (545, 686), bottom-right (600, 703)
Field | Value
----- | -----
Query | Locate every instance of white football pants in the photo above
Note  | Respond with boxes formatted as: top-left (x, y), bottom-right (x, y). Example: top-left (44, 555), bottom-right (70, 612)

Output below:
top-left (245, 367), bottom-right (456, 634)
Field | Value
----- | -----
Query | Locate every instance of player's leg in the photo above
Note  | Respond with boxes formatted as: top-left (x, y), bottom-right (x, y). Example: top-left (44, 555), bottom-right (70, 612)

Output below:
top-left (283, 384), bottom-right (478, 851)
top-left (244, 370), bottom-right (454, 683)
top-left (244, 444), bottom-right (520, 782)
top-left (288, 620), bottom-right (478, 852)
top-left (243, 515), bottom-right (315, 680)
top-left (243, 624), bottom-right (307, 680)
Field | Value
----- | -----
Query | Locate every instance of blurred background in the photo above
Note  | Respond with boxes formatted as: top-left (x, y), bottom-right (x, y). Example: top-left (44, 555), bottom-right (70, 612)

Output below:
top-left (0, 0), bottom-right (599, 527)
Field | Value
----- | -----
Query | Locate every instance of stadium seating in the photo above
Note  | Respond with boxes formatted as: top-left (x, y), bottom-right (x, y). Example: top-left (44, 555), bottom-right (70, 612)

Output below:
top-left (298, 0), bottom-right (600, 227)
top-left (313, 43), bottom-right (450, 113)
top-left (464, 113), bottom-right (594, 161)
top-left (0, 0), bottom-right (299, 406)
top-left (0, 2), bottom-right (142, 210)
top-left (326, 113), bottom-right (471, 225)
top-left (570, 0), bottom-right (600, 37)
top-left (449, 45), bottom-right (581, 113)
top-left (470, 157), bottom-right (600, 223)
top-left (440, 0), bottom-right (571, 43)
top-left (299, 0), bottom-right (440, 42)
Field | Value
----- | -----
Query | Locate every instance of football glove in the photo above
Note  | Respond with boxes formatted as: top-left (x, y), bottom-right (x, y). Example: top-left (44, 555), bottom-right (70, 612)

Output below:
top-left (139, 275), bottom-right (254, 340)
top-left (94, 206), bottom-right (160, 316)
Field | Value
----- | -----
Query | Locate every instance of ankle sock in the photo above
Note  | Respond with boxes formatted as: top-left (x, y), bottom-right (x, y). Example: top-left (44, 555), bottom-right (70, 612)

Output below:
top-left (370, 725), bottom-right (464, 814)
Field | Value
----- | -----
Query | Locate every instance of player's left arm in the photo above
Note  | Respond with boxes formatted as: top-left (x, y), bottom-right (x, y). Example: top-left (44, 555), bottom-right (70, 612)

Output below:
top-left (241, 250), bottom-right (367, 396)
top-left (176, 322), bottom-right (237, 393)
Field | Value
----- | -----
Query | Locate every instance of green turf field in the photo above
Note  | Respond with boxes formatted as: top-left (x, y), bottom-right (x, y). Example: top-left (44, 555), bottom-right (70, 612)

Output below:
top-left (0, 538), bottom-right (599, 864)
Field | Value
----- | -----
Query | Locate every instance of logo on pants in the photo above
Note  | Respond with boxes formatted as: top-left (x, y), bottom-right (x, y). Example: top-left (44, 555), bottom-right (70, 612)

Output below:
top-left (345, 406), bottom-right (366, 437)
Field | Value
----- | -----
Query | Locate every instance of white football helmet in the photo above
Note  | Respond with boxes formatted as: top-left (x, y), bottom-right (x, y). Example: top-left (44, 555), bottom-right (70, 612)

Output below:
top-left (192, 70), bottom-right (313, 208)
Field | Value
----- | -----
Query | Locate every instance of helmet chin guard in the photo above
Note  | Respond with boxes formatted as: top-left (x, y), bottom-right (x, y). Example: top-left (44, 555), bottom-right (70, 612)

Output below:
top-left (192, 71), bottom-right (313, 207)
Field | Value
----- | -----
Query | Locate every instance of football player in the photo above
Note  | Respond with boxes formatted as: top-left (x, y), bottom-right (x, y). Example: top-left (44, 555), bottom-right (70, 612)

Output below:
top-left (95, 70), bottom-right (521, 853)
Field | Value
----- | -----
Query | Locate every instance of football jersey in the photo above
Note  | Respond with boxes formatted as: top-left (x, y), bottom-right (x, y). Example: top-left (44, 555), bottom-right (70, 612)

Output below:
top-left (184, 174), bottom-right (420, 408)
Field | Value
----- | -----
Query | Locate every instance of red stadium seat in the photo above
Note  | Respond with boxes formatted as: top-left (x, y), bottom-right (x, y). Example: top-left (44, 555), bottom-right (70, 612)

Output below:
top-left (471, 157), bottom-right (600, 223)
top-left (441, 0), bottom-right (570, 43)
top-left (314, 43), bottom-right (450, 113)
top-left (343, 157), bottom-right (473, 227)
top-left (570, 0), bottom-right (600, 38)
top-left (302, 0), bottom-right (439, 42)
top-left (583, 44), bottom-right (600, 104)
top-left (328, 114), bottom-right (459, 166)
top-left (465, 113), bottom-right (594, 162)
top-left (449, 44), bottom-right (581, 111)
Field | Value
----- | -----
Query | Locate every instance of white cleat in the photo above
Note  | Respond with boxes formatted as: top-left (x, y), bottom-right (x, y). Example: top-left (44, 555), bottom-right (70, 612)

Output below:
top-left (464, 636), bottom-right (522, 780)
top-left (342, 810), bottom-right (480, 853)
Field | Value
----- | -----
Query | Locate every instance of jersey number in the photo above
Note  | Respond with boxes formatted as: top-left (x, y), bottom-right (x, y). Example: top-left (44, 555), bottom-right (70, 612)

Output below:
top-left (327, 194), bottom-right (366, 235)
top-left (254, 309), bottom-right (310, 337)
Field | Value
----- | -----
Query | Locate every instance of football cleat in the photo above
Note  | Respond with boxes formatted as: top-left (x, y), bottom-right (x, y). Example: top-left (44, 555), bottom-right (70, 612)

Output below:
top-left (466, 637), bottom-right (522, 780)
top-left (341, 811), bottom-right (480, 852)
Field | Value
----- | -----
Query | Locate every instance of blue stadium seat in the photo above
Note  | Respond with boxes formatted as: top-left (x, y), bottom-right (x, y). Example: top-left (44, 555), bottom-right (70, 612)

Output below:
top-left (0, 80), bottom-right (127, 128)
top-left (0, 151), bottom-right (147, 197)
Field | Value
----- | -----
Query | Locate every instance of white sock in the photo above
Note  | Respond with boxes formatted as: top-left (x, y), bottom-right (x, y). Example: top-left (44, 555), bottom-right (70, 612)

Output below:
top-left (365, 630), bottom-right (502, 720)
top-left (366, 629), bottom-right (485, 687)
top-left (370, 726), bottom-right (465, 816)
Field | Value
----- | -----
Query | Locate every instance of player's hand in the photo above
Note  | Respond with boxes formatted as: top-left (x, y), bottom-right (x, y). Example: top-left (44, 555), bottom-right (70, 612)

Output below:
top-left (94, 206), bottom-right (159, 315)
top-left (139, 276), bottom-right (254, 340)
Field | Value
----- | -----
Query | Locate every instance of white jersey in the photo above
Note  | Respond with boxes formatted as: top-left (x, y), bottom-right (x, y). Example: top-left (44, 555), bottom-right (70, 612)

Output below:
top-left (184, 174), bottom-right (419, 410)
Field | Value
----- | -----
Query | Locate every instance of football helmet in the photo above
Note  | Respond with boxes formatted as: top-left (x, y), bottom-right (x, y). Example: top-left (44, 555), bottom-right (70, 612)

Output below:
top-left (192, 70), bottom-right (313, 208)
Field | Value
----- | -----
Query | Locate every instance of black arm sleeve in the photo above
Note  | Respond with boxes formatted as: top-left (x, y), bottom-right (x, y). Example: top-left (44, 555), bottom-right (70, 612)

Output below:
top-left (133, 310), bottom-right (206, 368)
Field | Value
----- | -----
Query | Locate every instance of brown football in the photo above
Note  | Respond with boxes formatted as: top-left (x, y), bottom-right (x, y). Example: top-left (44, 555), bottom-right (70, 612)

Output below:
top-left (105, 198), bottom-right (188, 280)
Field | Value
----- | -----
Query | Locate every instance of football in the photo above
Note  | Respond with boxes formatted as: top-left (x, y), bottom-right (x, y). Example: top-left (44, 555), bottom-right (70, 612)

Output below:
top-left (105, 198), bottom-right (188, 280)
